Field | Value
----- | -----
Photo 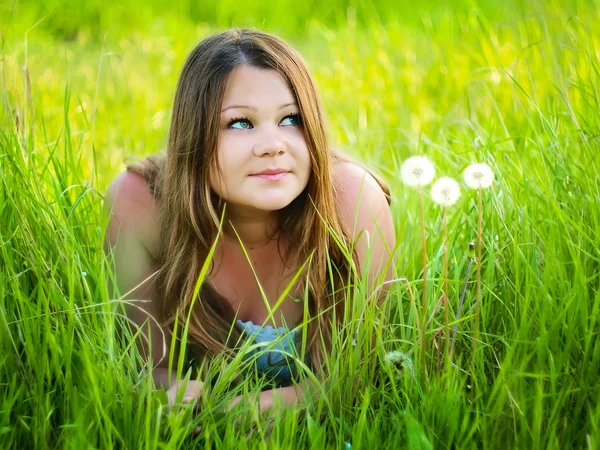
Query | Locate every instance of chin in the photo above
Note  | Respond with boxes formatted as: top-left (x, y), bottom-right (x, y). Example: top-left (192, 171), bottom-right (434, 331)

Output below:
top-left (252, 195), bottom-right (298, 212)
top-left (255, 200), bottom-right (294, 211)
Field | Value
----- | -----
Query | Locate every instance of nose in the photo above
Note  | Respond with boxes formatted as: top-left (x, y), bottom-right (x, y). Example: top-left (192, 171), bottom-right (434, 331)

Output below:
top-left (252, 127), bottom-right (286, 157)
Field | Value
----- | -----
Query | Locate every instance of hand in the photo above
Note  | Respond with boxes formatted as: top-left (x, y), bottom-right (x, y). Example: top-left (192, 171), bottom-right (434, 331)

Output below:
top-left (226, 390), bottom-right (273, 412)
top-left (165, 379), bottom-right (206, 412)
top-left (222, 391), bottom-right (276, 438)
top-left (165, 379), bottom-right (207, 437)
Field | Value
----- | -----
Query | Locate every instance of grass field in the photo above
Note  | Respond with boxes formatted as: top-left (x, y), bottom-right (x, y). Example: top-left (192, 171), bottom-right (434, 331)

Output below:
top-left (2, 0), bottom-right (600, 448)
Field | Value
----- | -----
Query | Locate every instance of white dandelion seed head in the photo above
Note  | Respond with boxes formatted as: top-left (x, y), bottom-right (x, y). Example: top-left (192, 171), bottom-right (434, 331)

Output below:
top-left (400, 156), bottom-right (435, 187)
top-left (383, 350), bottom-right (414, 373)
top-left (463, 163), bottom-right (494, 189)
top-left (431, 177), bottom-right (461, 207)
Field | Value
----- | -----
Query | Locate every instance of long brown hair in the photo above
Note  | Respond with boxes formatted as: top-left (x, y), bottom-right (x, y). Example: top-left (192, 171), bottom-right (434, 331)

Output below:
top-left (127, 28), bottom-right (390, 380)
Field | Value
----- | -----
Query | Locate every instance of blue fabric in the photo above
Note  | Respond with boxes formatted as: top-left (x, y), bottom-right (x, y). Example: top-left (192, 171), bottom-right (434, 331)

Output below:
top-left (236, 319), bottom-right (299, 382)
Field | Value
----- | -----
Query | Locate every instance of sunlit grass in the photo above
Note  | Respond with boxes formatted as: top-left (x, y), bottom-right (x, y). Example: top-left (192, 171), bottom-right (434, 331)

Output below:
top-left (2, 0), bottom-right (600, 448)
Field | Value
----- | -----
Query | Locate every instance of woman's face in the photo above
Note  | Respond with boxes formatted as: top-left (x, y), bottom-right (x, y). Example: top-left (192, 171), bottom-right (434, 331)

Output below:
top-left (210, 65), bottom-right (311, 218)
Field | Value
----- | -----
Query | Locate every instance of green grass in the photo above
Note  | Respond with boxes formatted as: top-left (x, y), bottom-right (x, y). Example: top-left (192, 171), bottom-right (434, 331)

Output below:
top-left (2, 0), bottom-right (600, 448)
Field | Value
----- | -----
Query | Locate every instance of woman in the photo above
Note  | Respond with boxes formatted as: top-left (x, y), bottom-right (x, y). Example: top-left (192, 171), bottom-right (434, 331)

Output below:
top-left (104, 28), bottom-right (396, 416)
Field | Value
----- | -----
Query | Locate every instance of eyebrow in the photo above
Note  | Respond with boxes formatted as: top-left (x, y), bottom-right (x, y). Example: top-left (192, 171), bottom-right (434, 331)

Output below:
top-left (220, 102), bottom-right (297, 113)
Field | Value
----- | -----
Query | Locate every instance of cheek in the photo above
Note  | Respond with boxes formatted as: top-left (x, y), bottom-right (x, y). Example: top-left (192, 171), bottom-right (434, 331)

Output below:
top-left (214, 138), bottom-right (243, 172)
top-left (300, 147), bottom-right (312, 179)
top-left (208, 155), bottom-right (227, 196)
top-left (208, 167), bottom-right (219, 192)
top-left (208, 148), bottom-right (245, 199)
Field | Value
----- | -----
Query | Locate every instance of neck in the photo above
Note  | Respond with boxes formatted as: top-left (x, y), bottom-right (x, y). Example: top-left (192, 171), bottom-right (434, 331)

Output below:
top-left (223, 209), bottom-right (280, 249)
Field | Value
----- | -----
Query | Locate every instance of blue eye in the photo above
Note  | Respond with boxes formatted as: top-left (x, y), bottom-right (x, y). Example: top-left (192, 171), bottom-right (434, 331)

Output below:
top-left (281, 114), bottom-right (301, 126)
top-left (226, 114), bottom-right (301, 129)
top-left (227, 117), bottom-right (252, 129)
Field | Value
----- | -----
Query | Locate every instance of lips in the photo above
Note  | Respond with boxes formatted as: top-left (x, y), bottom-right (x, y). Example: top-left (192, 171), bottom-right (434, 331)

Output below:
top-left (252, 168), bottom-right (289, 176)
top-left (250, 168), bottom-right (290, 181)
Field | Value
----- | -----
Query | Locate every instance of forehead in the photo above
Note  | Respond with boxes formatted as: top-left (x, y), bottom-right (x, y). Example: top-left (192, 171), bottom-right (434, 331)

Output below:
top-left (221, 65), bottom-right (296, 109)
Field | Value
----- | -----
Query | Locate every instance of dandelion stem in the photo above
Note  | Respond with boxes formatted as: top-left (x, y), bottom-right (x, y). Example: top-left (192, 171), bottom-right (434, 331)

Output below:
top-left (473, 190), bottom-right (483, 355)
top-left (443, 206), bottom-right (449, 361)
top-left (418, 186), bottom-right (428, 378)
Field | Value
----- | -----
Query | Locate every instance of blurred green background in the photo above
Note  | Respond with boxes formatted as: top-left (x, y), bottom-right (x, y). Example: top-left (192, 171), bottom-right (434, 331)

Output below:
top-left (2, 0), bottom-right (600, 448)
top-left (4, 0), bottom-right (597, 190)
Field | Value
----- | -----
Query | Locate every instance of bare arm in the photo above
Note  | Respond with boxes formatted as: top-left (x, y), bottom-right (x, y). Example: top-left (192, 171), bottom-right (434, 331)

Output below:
top-left (334, 161), bottom-right (396, 297)
top-left (103, 170), bottom-right (177, 390)
top-left (334, 162), bottom-right (396, 355)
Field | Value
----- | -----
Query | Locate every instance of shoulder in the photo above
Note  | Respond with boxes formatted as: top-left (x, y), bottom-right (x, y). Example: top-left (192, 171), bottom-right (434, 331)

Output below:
top-left (105, 170), bottom-right (157, 223)
top-left (332, 160), bottom-right (396, 285)
top-left (332, 161), bottom-right (390, 215)
top-left (104, 170), bottom-right (159, 256)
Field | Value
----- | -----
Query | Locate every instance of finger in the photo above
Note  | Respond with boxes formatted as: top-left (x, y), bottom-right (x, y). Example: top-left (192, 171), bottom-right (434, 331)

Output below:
top-left (182, 396), bottom-right (198, 413)
top-left (188, 381), bottom-right (205, 401)
top-left (227, 396), bottom-right (243, 411)
top-left (182, 395), bottom-right (196, 405)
